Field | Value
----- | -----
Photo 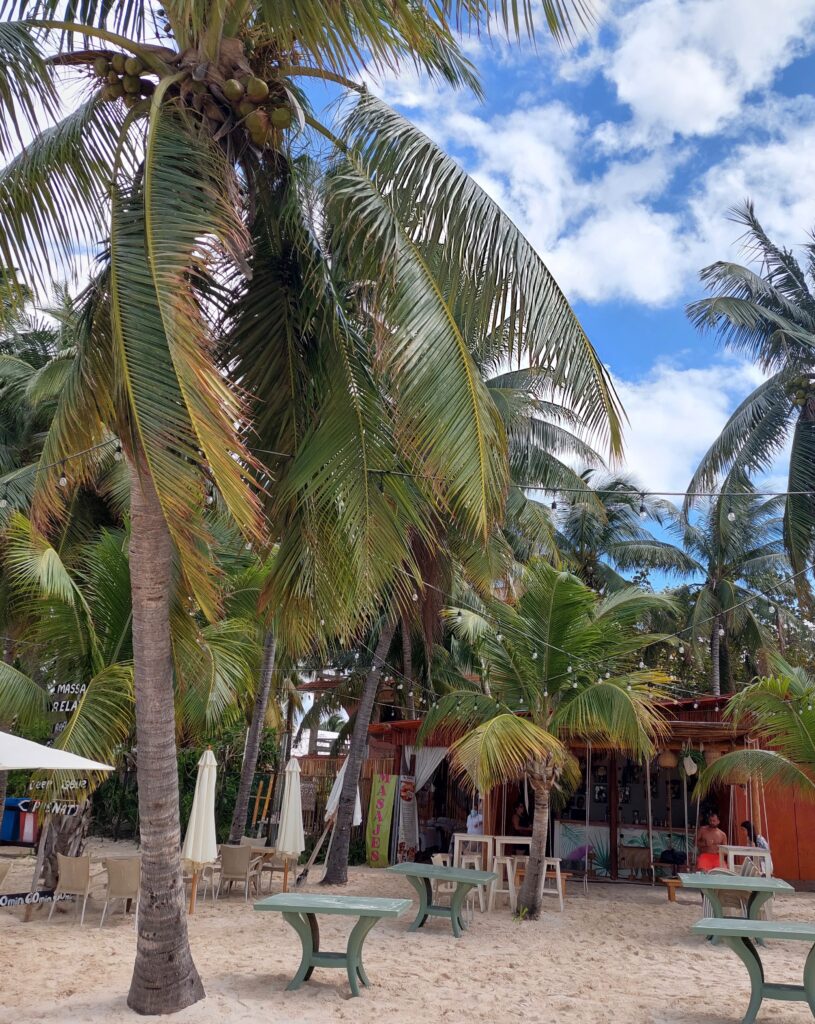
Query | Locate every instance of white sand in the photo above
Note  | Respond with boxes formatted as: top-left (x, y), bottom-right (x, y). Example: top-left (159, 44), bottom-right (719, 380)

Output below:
top-left (2, 838), bottom-right (814, 1024)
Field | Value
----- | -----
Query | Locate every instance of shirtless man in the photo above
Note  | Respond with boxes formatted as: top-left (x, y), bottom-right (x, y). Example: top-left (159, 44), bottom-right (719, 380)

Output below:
top-left (696, 812), bottom-right (727, 871)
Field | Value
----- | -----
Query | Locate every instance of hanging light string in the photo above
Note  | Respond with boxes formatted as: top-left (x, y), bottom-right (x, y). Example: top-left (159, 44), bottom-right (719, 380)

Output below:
top-left (0, 437), bottom-right (123, 506)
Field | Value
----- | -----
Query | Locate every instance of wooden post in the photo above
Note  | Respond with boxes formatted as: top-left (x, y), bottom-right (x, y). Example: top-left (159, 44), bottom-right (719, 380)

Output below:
top-left (251, 778), bottom-right (264, 829)
top-left (23, 815), bottom-right (51, 923)
top-left (283, 857), bottom-right (289, 892)
top-left (609, 751), bottom-right (619, 880)
top-left (188, 871), bottom-right (198, 915)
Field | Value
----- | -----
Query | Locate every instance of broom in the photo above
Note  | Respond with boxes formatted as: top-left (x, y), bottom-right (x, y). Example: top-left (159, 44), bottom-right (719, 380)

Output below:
top-left (296, 820), bottom-right (333, 887)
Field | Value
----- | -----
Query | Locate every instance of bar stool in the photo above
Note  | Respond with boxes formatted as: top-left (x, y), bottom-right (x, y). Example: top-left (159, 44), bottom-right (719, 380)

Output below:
top-left (461, 853), bottom-right (487, 912)
top-left (489, 855), bottom-right (517, 912)
top-left (542, 856), bottom-right (564, 912)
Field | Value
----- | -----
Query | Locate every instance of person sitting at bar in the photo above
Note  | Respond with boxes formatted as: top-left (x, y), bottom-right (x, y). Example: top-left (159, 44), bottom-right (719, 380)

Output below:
top-left (696, 812), bottom-right (727, 871)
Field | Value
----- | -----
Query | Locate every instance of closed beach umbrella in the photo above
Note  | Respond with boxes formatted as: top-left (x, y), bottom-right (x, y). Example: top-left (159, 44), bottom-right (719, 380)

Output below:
top-left (276, 757), bottom-right (305, 891)
top-left (181, 748), bottom-right (218, 912)
top-left (325, 758), bottom-right (362, 827)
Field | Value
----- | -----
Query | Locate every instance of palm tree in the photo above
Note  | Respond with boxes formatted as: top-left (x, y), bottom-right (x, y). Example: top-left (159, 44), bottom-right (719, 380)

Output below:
top-left (698, 654), bottom-right (815, 798)
top-left (677, 485), bottom-right (789, 695)
top-left (687, 201), bottom-right (815, 584)
top-left (420, 558), bottom-right (676, 917)
top-left (0, 2), bottom-right (602, 1010)
top-left (553, 471), bottom-right (696, 590)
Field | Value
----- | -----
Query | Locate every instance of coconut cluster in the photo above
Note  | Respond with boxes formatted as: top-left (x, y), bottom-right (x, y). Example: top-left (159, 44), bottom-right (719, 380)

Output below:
top-left (787, 377), bottom-right (815, 407)
top-left (92, 50), bottom-right (294, 150)
top-left (93, 54), bottom-right (155, 107)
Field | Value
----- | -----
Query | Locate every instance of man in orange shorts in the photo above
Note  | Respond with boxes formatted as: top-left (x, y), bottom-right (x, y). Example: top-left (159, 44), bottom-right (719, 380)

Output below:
top-left (696, 812), bottom-right (727, 871)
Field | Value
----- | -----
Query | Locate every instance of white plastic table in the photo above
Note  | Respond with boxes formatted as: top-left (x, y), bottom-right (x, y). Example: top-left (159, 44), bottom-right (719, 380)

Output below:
top-left (719, 845), bottom-right (773, 876)
top-left (452, 833), bottom-right (494, 870)
top-left (493, 835), bottom-right (532, 860)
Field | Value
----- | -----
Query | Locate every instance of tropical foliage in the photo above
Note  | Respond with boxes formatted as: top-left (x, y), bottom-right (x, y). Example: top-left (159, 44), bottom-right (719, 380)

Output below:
top-left (419, 559), bottom-right (677, 917)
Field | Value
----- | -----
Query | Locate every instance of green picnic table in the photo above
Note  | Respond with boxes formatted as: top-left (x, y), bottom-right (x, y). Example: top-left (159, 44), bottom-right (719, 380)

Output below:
top-left (679, 873), bottom-right (793, 944)
top-left (254, 892), bottom-right (411, 997)
top-left (388, 862), bottom-right (497, 938)
top-left (692, 918), bottom-right (815, 1023)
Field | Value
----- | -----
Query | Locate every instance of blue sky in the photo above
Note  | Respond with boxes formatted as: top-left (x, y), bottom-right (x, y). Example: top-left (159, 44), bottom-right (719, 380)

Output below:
top-left (369, 0), bottom-right (815, 495)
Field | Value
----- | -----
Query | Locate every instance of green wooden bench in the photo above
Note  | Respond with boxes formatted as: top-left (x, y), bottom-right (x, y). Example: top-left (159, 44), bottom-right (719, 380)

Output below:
top-left (388, 862), bottom-right (497, 938)
top-left (254, 892), bottom-right (411, 997)
top-left (691, 918), bottom-right (815, 1023)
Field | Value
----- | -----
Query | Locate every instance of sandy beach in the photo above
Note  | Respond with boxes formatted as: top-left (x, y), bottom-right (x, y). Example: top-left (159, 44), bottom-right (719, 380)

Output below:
top-left (2, 840), bottom-right (814, 1024)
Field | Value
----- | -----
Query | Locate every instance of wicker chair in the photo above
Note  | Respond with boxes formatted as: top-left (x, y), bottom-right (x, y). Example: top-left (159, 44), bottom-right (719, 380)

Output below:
top-left (48, 853), bottom-right (92, 926)
top-left (216, 844), bottom-right (263, 901)
top-left (100, 856), bottom-right (141, 927)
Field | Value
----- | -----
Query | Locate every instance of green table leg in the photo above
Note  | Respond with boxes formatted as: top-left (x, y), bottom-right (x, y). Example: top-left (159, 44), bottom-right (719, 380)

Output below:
top-left (281, 911), bottom-right (319, 990)
top-left (450, 882), bottom-right (476, 939)
top-left (405, 875), bottom-right (432, 931)
top-left (803, 942), bottom-right (815, 1015)
top-left (722, 936), bottom-right (765, 1024)
top-left (346, 916), bottom-right (379, 996)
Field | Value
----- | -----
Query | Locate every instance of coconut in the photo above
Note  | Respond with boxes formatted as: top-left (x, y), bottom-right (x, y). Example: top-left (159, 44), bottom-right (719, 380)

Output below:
top-left (245, 109), bottom-right (269, 133)
top-left (124, 56), bottom-right (144, 76)
top-left (237, 99), bottom-right (257, 119)
top-left (93, 57), bottom-right (110, 78)
top-left (223, 78), bottom-right (244, 102)
top-left (122, 74), bottom-right (142, 95)
top-left (245, 76), bottom-right (269, 102)
top-left (109, 80), bottom-right (125, 99)
top-left (191, 80), bottom-right (209, 95)
top-left (111, 53), bottom-right (127, 73)
top-left (107, 70), bottom-right (120, 85)
top-left (270, 106), bottom-right (293, 129)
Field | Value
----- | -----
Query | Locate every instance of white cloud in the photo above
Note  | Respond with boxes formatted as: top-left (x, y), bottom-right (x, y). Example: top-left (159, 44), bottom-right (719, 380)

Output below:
top-left (613, 357), bottom-right (768, 492)
top-left (577, 0), bottom-right (815, 145)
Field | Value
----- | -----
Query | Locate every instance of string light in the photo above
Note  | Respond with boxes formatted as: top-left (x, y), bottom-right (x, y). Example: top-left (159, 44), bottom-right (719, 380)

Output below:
top-left (551, 499), bottom-right (557, 511)
top-left (411, 592), bottom-right (419, 602)
top-left (113, 444), bottom-right (122, 462)
top-left (639, 495), bottom-right (647, 519)
top-left (495, 633), bottom-right (503, 642)
top-left (0, 490), bottom-right (7, 509)
top-left (532, 651), bottom-right (538, 660)
top-left (58, 463), bottom-right (68, 488)
top-left (727, 509), bottom-right (736, 522)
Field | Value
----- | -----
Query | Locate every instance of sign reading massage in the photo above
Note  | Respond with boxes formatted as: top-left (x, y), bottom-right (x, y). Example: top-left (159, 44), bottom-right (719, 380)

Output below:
top-left (365, 773), bottom-right (396, 868)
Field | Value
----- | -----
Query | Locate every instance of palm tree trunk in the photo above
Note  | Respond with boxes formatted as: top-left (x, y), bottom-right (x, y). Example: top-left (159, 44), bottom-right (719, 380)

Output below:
top-left (720, 635), bottom-right (733, 694)
top-left (228, 630), bottom-right (277, 844)
top-left (322, 619), bottom-right (396, 885)
top-left (516, 765), bottom-right (553, 920)
top-left (401, 615), bottom-right (416, 720)
top-left (710, 617), bottom-right (721, 697)
top-left (126, 458), bottom-right (204, 1015)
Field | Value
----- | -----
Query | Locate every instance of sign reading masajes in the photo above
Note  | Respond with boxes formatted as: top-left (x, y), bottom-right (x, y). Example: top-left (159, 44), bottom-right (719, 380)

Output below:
top-left (366, 773), bottom-right (396, 867)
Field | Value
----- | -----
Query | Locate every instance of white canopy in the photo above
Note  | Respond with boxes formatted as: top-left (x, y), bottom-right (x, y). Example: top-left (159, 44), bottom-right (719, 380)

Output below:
top-left (181, 748), bottom-right (218, 868)
top-left (324, 757), bottom-right (362, 827)
top-left (0, 731), bottom-right (114, 772)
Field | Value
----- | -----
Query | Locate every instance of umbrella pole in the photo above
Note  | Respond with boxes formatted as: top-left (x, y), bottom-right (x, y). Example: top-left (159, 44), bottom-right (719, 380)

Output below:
top-left (283, 857), bottom-right (289, 892)
top-left (189, 870), bottom-right (199, 915)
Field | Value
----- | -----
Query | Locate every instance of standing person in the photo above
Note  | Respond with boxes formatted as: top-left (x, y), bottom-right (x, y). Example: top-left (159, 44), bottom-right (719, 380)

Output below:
top-left (696, 812), bottom-right (728, 871)
top-left (740, 820), bottom-right (770, 850)
top-left (511, 800), bottom-right (533, 836)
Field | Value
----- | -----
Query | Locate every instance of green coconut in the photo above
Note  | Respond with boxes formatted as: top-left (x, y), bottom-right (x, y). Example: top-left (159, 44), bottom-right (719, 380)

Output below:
top-left (237, 99), bottom-right (257, 119)
top-left (111, 53), bottom-right (127, 73)
top-left (107, 70), bottom-right (120, 85)
top-left (245, 76), bottom-right (269, 102)
top-left (122, 74), bottom-right (142, 94)
top-left (124, 56), bottom-right (144, 76)
top-left (93, 56), bottom-right (110, 78)
top-left (270, 106), bottom-right (293, 129)
top-left (223, 78), bottom-right (244, 102)
top-left (109, 80), bottom-right (125, 99)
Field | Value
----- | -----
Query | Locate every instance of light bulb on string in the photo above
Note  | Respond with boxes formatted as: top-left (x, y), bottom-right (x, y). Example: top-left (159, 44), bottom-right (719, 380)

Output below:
top-left (678, 646), bottom-right (684, 655)
top-left (727, 509), bottom-right (736, 523)
top-left (114, 443), bottom-right (122, 462)
top-left (543, 690), bottom-right (548, 698)
top-left (572, 680), bottom-right (578, 689)
top-left (0, 490), bottom-right (7, 510)
top-left (532, 651), bottom-right (538, 660)
top-left (605, 671), bottom-right (611, 678)
top-left (693, 702), bottom-right (699, 709)
top-left (639, 494), bottom-right (647, 520)
top-left (627, 684), bottom-right (632, 691)
top-left (567, 665), bottom-right (572, 674)
top-left (58, 463), bottom-right (68, 488)
top-left (551, 499), bottom-right (557, 511)
top-left (638, 660), bottom-right (645, 670)
top-left (411, 591), bottom-right (419, 602)
top-left (496, 633), bottom-right (503, 642)
top-left (718, 627), bottom-right (725, 638)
